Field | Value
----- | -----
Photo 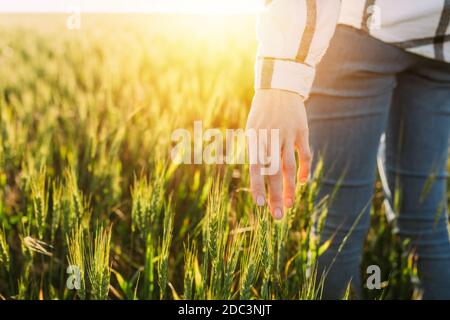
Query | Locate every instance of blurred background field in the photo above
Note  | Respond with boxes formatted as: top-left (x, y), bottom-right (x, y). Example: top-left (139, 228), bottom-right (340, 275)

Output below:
top-left (0, 14), bottom-right (447, 300)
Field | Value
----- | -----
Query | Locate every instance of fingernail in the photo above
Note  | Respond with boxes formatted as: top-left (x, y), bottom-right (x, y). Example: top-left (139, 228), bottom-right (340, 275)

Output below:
top-left (286, 198), bottom-right (293, 208)
top-left (256, 196), bottom-right (265, 207)
top-left (274, 208), bottom-right (283, 220)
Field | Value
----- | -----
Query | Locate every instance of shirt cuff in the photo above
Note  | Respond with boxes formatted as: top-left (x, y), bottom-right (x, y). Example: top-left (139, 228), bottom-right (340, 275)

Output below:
top-left (254, 58), bottom-right (316, 99)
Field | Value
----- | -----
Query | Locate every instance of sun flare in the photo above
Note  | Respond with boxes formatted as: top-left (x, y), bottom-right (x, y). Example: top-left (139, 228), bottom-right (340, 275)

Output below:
top-left (0, 0), bottom-right (264, 14)
top-left (149, 0), bottom-right (264, 14)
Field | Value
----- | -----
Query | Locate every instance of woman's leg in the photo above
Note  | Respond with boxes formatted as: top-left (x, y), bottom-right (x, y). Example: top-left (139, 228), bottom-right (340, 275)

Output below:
top-left (306, 26), bottom-right (417, 299)
top-left (382, 60), bottom-right (450, 299)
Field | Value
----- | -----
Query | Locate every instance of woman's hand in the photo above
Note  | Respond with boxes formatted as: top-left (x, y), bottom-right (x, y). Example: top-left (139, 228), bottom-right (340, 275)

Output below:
top-left (246, 89), bottom-right (312, 220)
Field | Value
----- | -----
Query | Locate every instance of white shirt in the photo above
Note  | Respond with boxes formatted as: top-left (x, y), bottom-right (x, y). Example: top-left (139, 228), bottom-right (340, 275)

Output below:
top-left (255, 0), bottom-right (450, 98)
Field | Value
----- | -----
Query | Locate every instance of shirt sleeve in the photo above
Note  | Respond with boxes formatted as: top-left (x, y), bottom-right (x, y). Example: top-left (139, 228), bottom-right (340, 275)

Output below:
top-left (254, 0), bottom-right (341, 99)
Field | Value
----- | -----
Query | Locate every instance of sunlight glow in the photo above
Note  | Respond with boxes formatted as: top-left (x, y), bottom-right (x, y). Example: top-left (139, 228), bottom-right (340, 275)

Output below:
top-left (0, 0), bottom-right (264, 14)
top-left (149, 0), bottom-right (264, 14)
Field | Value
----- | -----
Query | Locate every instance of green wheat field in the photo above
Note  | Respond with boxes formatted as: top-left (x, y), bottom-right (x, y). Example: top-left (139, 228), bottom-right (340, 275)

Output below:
top-left (0, 14), bottom-right (448, 300)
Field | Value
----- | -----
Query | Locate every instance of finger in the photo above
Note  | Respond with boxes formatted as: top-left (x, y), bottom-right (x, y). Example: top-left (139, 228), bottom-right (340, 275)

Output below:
top-left (248, 132), bottom-right (267, 206)
top-left (250, 164), bottom-right (266, 206)
top-left (282, 144), bottom-right (296, 208)
top-left (268, 165), bottom-right (284, 220)
top-left (265, 126), bottom-right (283, 219)
top-left (296, 130), bottom-right (312, 184)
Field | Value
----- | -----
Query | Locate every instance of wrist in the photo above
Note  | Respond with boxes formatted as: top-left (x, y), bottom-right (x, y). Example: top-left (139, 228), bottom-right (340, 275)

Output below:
top-left (254, 58), bottom-right (315, 99)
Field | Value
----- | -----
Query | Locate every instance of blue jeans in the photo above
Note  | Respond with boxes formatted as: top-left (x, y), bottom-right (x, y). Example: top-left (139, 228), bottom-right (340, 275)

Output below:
top-left (306, 26), bottom-right (450, 300)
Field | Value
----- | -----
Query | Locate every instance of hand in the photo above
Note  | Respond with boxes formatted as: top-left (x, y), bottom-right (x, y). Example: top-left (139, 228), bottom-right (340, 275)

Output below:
top-left (246, 89), bottom-right (312, 220)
